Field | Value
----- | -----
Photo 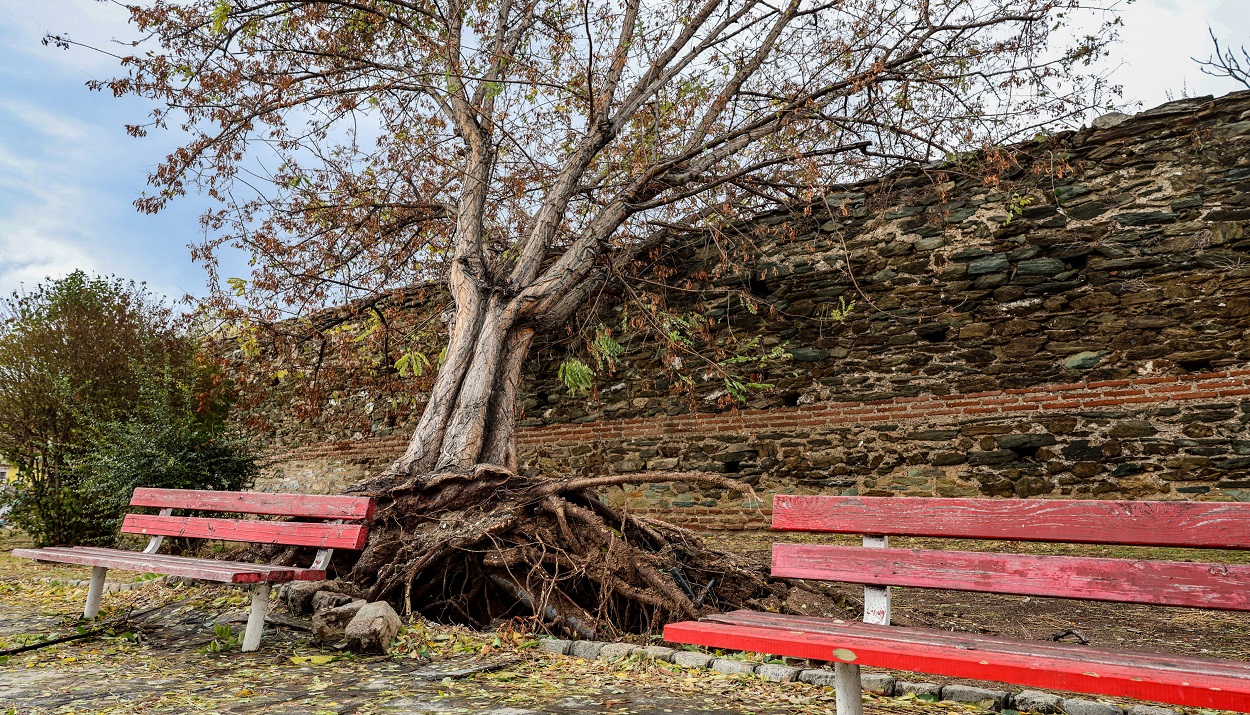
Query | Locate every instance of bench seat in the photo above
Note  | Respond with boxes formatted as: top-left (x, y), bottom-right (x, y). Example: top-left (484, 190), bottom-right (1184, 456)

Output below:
top-left (668, 610), bottom-right (1250, 711)
top-left (12, 546), bottom-right (326, 583)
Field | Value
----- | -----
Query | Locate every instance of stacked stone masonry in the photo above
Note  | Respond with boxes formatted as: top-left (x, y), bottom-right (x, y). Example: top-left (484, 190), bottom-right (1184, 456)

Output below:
top-left (258, 92), bottom-right (1250, 526)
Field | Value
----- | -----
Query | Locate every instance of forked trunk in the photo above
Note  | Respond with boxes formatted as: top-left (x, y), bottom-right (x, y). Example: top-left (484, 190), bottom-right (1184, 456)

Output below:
top-left (387, 291), bottom-right (533, 477)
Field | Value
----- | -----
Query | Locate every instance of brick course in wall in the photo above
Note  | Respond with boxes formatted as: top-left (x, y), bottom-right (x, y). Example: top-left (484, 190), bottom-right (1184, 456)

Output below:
top-left (261, 368), bottom-right (1250, 528)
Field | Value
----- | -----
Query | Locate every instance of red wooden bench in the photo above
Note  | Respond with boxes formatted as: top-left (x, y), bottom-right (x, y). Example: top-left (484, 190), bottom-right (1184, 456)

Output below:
top-left (13, 487), bottom-right (375, 652)
top-left (664, 496), bottom-right (1250, 713)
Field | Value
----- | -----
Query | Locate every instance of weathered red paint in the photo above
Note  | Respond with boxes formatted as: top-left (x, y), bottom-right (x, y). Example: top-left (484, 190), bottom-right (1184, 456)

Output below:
top-left (772, 543), bottom-right (1250, 611)
top-left (130, 488), bottom-right (376, 521)
top-left (11, 547), bottom-right (324, 583)
top-left (664, 613), bottom-right (1250, 711)
top-left (771, 495), bottom-right (1250, 549)
top-left (665, 494), bottom-right (1250, 711)
top-left (120, 514), bottom-right (369, 549)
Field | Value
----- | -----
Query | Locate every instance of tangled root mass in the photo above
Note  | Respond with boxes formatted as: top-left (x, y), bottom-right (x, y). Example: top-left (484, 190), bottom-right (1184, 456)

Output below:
top-left (337, 466), bottom-right (786, 638)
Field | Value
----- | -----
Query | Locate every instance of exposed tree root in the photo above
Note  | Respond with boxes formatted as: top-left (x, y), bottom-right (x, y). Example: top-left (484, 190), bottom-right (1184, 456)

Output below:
top-left (339, 466), bottom-right (787, 638)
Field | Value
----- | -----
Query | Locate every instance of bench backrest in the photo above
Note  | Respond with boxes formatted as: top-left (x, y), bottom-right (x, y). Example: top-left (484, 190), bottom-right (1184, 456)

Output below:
top-left (771, 495), bottom-right (1250, 612)
top-left (121, 488), bottom-right (376, 550)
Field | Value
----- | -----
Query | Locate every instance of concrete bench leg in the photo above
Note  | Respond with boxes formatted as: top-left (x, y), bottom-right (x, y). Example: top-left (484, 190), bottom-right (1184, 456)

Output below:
top-left (84, 566), bottom-right (108, 619)
top-left (241, 583), bottom-right (271, 652)
top-left (835, 662), bottom-right (863, 715)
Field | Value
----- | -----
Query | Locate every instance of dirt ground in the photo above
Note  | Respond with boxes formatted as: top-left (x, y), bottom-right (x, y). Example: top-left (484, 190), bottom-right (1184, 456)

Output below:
top-left (1, 528), bottom-right (1247, 714)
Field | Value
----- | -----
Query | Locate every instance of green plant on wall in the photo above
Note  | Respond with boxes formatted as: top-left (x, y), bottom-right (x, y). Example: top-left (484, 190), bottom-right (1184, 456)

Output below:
top-left (1004, 192), bottom-right (1036, 223)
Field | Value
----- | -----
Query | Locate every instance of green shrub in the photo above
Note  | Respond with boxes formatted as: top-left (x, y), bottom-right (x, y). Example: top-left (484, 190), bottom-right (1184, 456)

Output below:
top-left (0, 271), bottom-right (258, 545)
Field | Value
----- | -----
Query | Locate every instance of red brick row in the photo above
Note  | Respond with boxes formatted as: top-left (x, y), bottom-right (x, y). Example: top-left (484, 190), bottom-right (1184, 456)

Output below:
top-left (515, 369), bottom-right (1250, 445)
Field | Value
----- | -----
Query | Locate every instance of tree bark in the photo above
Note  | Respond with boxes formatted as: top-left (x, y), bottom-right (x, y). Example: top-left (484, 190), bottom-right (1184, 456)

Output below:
top-left (387, 287), bottom-right (535, 477)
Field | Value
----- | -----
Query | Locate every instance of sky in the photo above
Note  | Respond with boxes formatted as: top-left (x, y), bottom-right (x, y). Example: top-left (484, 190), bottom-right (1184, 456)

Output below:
top-left (0, 1), bottom-right (1248, 302)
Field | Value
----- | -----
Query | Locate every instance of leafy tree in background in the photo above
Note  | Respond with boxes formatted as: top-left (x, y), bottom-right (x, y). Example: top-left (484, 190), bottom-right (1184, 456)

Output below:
top-left (54, 0), bottom-right (1127, 631)
top-left (0, 271), bottom-right (257, 545)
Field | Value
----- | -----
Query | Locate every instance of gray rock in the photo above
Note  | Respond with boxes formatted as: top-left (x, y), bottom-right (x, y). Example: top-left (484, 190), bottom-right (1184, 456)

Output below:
top-left (344, 601), bottom-right (402, 653)
top-left (788, 347), bottom-right (828, 362)
top-left (710, 658), bottom-right (757, 675)
top-left (477, 710), bottom-right (539, 715)
top-left (312, 599), bottom-right (366, 643)
top-left (311, 590), bottom-right (355, 613)
top-left (941, 684), bottom-right (1008, 710)
top-left (968, 254), bottom-right (1009, 275)
top-left (537, 639), bottom-right (571, 655)
top-left (1063, 351), bottom-right (1104, 370)
top-left (1015, 258), bottom-right (1068, 276)
top-left (1108, 420), bottom-right (1157, 438)
top-left (283, 581), bottom-right (330, 615)
top-left (996, 433), bottom-right (1057, 450)
top-left (896, 681), bottom-right (942, 698)
top-left (672, 651), bottom-right (715, 668)
top-left (569, 640), bottom-right (604, 659)
top-left (1126, 707), bottom-right (1177, 715)
top-left (1061, 699), bottom-right (1123, 715)
top-left (1092, 112), bottom-right (1131, 129)
top-left (597, 643), bottom-right (639, 661)
top-left (756, 664), bottom-right (801, 682)
top-left (642, 645), bottom-right (676, 662)
top-left (861, 673), bottom-right (895, 695)
top-left (1014, 690), bottom-right (1062, 713)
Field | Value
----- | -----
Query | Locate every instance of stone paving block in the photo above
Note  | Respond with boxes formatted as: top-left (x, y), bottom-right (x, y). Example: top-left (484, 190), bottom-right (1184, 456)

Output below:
top-left (1126, 707), bottom-right (1178, 715)
top-left (1014, 690), bottom-right (1062, 713)
top-left (860, 673), bottom-right (895, 695)
top-left (941, 684), bottom-right (1008, 710)
top-left (1062, 699), bottom-right (1124, 715)
top-left (569, 640), bottom-right (604, 659)
top-left (711, 658), bottom-right (758, 675)
top-left (798, 669), bottom-right (838, 687)
top-left (597, 643), bottom-right (639, 661)
top-left (896, 681), bottom-right (942, 698)
top-left (672, 651), bottom-right (715, 668)
top-left (642, 645), bottom-right (677, 662)
top-left (537, 639), bottom-right (571, 655)
top-left (756, 664), bottom-right (801, 682)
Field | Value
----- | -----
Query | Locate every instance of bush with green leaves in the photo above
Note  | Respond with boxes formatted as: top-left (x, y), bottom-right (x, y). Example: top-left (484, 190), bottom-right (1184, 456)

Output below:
top-left (0, 271), bottom-right (258, 546)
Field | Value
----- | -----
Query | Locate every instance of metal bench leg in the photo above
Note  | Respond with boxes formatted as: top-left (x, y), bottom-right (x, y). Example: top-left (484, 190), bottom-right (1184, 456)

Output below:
top-left (835, 662), bottom-right (863, 715)
top-left (84, 566), bottom-right (108, 619)
top-left (241, 583), bottom-right (271, 652)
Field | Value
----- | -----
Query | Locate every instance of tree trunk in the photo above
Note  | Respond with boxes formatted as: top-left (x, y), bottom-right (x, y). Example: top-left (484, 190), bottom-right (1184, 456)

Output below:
top-left (387, 289), bottom-right (532, 477)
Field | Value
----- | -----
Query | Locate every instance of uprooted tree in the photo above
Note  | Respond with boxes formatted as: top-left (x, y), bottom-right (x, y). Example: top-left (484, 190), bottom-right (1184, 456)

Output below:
top-left (61, 0), bottom-right (1120, 635)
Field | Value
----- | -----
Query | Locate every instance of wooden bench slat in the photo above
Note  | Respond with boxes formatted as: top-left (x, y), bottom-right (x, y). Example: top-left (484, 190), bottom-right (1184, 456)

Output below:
top-left (121, 514), bottom-right (369, 550)
top-left (66, 546), bottom-right (326, 581)
top-left (130, 488), bottom-right (375, 520)
top-left (11, 547), bottom-right (303, 584)
top-left (706, 610), bottom-right (1250, 677)
top-left (664, 614), bottom-right (1250, 711)
top-left (772, 496), bottom-right (1250, 548)
top-left (772, 543), bottom-right (1250, 611)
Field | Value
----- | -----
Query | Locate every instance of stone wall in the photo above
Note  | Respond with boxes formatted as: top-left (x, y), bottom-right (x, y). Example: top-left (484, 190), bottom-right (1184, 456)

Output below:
top-left (257, 91), bottom-right (1250, 527)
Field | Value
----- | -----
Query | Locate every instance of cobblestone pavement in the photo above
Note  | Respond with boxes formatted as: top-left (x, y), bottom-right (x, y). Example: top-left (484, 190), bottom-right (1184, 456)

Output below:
top-left (0, 555), bottom-right (909, 715)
